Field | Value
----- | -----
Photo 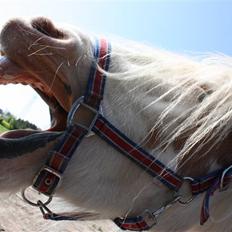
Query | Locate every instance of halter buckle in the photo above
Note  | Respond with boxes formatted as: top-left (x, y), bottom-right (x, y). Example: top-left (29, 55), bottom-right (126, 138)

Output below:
top-left (67, 96), bottom-right (99, 135)
top-left (142, 196), bottom-right (180, 227)
top-left (142, 210), bottom-right (157, 227)
top-left (219, 165), bottom-right (232, 191)
top-left (22, 186), bottom-right (53, 207)
top-left (178, 177), bottom-right (194, 204)
top-left (33, 166), bottom-right (62, 196)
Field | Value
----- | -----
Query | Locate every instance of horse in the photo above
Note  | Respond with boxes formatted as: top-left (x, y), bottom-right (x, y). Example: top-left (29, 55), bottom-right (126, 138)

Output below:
top-left (0, 17), bottom-right (232, 231)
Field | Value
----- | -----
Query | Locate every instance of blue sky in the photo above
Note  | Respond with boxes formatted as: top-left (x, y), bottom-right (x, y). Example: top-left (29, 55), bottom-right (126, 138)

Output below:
top-left (70, 1), bottom-right (232, 55)
top-left (0, 0), bottom-right (231, 129)
top-left (1, 0), bottom-right (232, 54)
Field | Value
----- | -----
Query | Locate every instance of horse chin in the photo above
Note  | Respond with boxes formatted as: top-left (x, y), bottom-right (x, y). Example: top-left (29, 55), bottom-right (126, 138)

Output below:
top-left (0, 56), bottom-right (67, 141)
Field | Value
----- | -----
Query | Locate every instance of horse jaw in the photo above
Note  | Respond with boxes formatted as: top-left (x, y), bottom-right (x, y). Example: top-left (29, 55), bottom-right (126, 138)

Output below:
top-left (0, 17), bottom-right (176, 220)
top-left (0, 17), bottom-right (93, 121)
top-left (0, 132), bottom-right (61, 193)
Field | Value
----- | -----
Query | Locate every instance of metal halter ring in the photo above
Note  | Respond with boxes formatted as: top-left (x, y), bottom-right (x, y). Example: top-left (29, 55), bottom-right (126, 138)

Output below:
top-left (178, 177), bottom-right (194, 205)
top-left (22, 187), bottom-right (53, 207)
top-left (220, 165), bottom-right (232, 191)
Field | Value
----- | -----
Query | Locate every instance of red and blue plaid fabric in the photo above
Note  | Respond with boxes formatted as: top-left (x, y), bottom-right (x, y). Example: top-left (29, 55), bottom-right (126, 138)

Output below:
top-left (199, 167), bottom-right (232, 225)
top-left (92, 115), bottom-right (183, 191)
top-left (32, 38), bottom-right (232, 231)
top-left (114, 216), bottom-right (150, 231)
top-left (33, 125), bottom-right (88, 195)
top-left (84, 38), bottom-right (111, 109)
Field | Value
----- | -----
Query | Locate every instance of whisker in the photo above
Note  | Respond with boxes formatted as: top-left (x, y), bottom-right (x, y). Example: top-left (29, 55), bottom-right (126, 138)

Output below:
top-left (34, 45), bottom-right (66, 50)
top-left (48, 62), bottom-right (64, 93)
top-left (31, 53), bottom-right (53, 56)
top-left (28, 36), bottom-right (46, 50)
top-left (18, 25), bottom-right (38, 37)
top-left (28, 46), bottom-right (50, 57)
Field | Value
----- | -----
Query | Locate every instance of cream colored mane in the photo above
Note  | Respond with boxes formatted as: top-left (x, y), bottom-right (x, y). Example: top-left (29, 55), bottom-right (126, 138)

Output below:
top-left (107, 41), bottom-right (232, 171)
top-left (1, 18), bottom-right (232, 231)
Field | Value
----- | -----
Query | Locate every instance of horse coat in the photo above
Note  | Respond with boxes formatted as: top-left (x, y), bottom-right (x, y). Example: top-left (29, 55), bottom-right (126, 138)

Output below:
top-left (0, 17), bottom-right (232, 231)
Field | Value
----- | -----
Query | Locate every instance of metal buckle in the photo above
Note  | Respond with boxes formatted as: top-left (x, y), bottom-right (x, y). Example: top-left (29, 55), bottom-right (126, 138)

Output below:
top-left (178, 177), bottom-right (194, 204)
top-left (22, 186), bottom-right (53, 207)
top-left (67, 96), bottom-right (99, 135)
top-left (142, 196), bottom-right (180, 227)
top-left (142, 209), bottom-right (157, 227)
top-left (43, 166), bottom-right (62, 179)
top-left (220, 165), bottom-right (232, 191)
top-left (32, 166), bottom-right (62, 196)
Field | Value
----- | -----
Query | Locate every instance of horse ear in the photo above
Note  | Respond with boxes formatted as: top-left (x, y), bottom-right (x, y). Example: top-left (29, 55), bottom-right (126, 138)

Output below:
top-left (31, 17), bottom-right (65, 39)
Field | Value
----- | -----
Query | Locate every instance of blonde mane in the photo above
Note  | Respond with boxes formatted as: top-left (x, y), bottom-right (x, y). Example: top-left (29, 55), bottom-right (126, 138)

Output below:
top-left (1, 18), bottom-right (232, 231)
top-left (105, 40), bottom-right (232, 173)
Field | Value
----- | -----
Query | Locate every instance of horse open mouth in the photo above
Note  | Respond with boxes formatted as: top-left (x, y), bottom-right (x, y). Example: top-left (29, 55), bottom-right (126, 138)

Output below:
top-left (0, 56), bottom-right (67, 139)
top-left (0, 17), bottom-right (76, 141)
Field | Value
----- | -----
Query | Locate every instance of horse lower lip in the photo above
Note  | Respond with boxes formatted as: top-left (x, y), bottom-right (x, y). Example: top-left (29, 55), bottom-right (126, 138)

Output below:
top-left (0, 56), bottom-right (24, 78)
top-left (1, 129), bottom-right (41, 139)
top-left (0, 131), bottom-right (62, 159)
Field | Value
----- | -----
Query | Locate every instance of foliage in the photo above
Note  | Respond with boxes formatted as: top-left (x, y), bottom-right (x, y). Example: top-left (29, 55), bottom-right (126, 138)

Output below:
top-left (0, 110), bottom-right (38, 131)
top-left (0, 124), bottom-right (8, 132)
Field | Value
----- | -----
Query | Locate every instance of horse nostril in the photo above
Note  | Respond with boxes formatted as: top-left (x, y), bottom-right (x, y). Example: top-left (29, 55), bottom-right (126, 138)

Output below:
top-left (31, 17), bottom-right (64, 39)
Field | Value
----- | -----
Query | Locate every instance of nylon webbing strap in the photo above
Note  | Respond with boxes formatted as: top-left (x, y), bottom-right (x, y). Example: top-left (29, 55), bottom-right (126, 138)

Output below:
top-left (33, 38), bottom-right (110, 196)
top-left (92, 115), bottom-right (183, 191)
top-left (192, 167), bottom-right (232, 225)
top-left (33, 125), bottom-right (88, 195)
top-left (114, 216), bottom-right (150, 231)
top-left (84, 38), bottom-right (111, 109)
top-left (190, 170), bottom-right (222, 195)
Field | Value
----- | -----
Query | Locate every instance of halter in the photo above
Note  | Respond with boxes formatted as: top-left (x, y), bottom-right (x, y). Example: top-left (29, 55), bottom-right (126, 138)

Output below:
top-left (22, 39), bottom-right (232, 231)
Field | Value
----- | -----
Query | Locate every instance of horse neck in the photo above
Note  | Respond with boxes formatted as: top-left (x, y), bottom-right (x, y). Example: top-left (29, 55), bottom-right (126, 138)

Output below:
top-left (101, 44), bottom-right (182, 172)
top-left (103, 43), bottom-right (232, 178)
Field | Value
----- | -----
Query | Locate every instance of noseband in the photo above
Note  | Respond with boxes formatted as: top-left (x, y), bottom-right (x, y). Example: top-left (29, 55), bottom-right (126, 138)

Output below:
top-left (22, 39), bottom-right (232, 231)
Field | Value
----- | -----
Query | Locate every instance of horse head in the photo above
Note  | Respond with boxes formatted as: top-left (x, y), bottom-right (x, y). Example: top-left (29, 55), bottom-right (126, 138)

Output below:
top-left (1, 17), bottom-right (232, 231)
